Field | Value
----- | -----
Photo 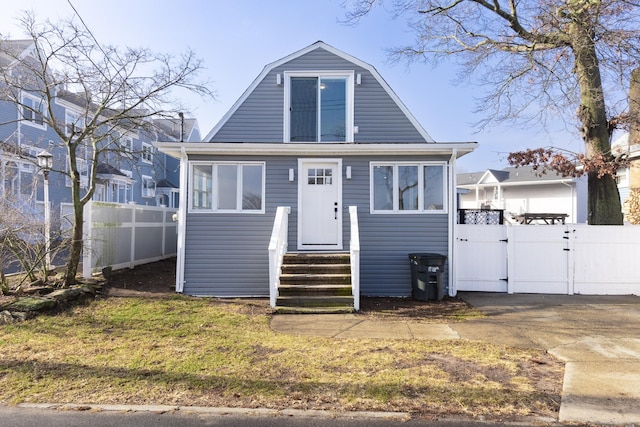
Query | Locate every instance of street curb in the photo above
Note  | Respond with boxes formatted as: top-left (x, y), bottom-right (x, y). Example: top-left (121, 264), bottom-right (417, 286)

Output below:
top-left (17, 403), bottom-right (413, 420)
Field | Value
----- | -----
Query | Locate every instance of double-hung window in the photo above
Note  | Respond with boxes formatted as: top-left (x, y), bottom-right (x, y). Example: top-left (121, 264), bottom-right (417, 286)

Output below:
top-left (120, 136), bottom-right (133, 154)
top-left (65, 156), bottom-right (89, 189)
top-left (371, 162), bottom-right (447, 213)
top-left (21, 94), bottom-right (46, 128)
top-left (141, 143), bottom-right (154, 163)
top-left (190, 162), bottom-right (265, 213)
top-left (65, 110), bottom-right (85, 136)
top-left (284, 71), bottom-right (354, 143)
top-left (142, 175), bottom-right (156, 198)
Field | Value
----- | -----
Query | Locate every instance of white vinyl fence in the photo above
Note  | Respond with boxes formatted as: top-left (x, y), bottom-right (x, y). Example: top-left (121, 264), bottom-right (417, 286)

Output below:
top-left (455, 224), bottom-right (640, 295)
top-left (82, 201), bottom-right (178, 277)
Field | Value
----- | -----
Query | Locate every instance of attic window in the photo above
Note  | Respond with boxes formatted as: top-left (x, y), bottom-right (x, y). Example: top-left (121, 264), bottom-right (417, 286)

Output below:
top-left (284, 71), bottom-right (354, 143)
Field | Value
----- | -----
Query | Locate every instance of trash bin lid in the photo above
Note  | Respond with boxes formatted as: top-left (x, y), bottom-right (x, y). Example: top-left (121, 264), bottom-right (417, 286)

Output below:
top-left (408, 253), bottom-right (447, 266)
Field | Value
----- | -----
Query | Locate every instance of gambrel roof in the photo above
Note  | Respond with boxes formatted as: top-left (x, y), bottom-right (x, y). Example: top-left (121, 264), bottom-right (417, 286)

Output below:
top-left (204, 41), bottom-right (435, 143)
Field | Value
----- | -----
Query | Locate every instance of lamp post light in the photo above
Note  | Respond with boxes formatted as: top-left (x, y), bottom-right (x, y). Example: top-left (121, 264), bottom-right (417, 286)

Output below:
top-left (37, 150), bottom-right (53, 271)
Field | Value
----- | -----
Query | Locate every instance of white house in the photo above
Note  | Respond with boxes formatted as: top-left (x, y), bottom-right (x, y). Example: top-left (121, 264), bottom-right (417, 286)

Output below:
top-left (457, 166), bottom-right (588, 224)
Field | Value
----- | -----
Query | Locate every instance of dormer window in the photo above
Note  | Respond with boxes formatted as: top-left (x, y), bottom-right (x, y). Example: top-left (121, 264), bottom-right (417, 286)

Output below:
top-left (284, 71), bottom-right (354, 143)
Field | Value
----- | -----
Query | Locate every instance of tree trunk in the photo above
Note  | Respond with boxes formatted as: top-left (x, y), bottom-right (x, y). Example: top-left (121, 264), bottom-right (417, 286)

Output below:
top-left (588, 172), bottom-right (623, 224)
top-left (63, 147), bottom-right (84, 285)
top-left (570, 4), bottom-right (623, 224)
top-left (64, 203), bottom-right (83, 285)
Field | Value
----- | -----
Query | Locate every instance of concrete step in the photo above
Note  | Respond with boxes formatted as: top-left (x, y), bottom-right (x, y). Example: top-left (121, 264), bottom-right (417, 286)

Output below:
top-left (274, 305), bottom-right (355, 314)
top-left (277, 252), bottom-right (354, 314)
top-left (280, 273), bottom-right (351, 286)
top-left (281, 264), bottom-right (350, 274)
top-left (275, 295), bottom-right (354, 309)
top-left (278, 284), bottom-right (352, 297)
top-left (283, 252), bottom-right (350, 265)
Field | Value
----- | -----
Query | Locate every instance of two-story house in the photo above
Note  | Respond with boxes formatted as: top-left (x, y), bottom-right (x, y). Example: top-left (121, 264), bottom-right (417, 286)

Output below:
top-left (0, 39), bottom-right (198, 236)
top-left (156, 41), bottom-right (476, 311)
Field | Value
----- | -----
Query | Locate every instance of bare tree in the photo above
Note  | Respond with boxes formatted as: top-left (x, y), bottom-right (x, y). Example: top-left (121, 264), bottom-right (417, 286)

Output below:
top-left (346, 0), bottom-right (640, 224)
top-left (0, 12), bottom-right (214, 284)
top-left (0, 167), bottom-right (63, 291)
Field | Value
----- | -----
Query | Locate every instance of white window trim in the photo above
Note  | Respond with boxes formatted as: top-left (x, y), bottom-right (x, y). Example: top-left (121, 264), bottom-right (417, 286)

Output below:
top-left (65, 110), bottom-right (85, 136)
top-left (188, 161), bottom-right (266, 214)
top-left (141, 142), bottom-right (154, 164)
top-left (283, 70), bottom-right (354, 143)
top-left (65, 155), bottom-right (89, 189)
top-left (120, 136), bottom-right (133, 154)
top-left (370, 161), bottom-right (448, 214)
top-left (20, 93), bottom-right (47, 130)
top-left (142, 175), bottom-right (156, 198)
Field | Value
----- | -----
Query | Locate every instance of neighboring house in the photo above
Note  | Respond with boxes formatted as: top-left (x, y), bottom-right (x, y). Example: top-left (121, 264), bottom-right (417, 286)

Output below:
top-left (156, 41), bottom-right (476, 309)
top-left (611, 132), bottom-right (640, 222)
top-left (457, 166), bottom-right (588, 224)
top-left (0, 39), bottom-right (198, 233)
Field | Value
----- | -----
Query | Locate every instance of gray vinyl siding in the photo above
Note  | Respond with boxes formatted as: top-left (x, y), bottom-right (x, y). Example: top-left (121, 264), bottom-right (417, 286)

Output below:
top-left (183, 155), bottom-right (298, 297)
top-left (210, 47), bottom-right (427, 143)
top-left (182, 154), bottom-right (449, 297)
top-left (341, 156), bottom-right (449, 296)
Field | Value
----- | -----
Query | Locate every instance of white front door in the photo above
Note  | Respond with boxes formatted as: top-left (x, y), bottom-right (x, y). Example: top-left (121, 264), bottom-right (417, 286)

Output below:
top-left (298, 159), bottom-right (342, 250)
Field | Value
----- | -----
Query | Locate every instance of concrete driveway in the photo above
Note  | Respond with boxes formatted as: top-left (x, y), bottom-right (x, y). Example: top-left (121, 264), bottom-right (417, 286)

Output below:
top-left (454, 292), bottom-right (640, 425)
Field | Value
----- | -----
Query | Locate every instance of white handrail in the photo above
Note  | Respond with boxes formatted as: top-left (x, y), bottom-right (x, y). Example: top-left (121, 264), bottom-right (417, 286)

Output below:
top-left (268, 206), bottom-right (290, 307)
top-left (349, 206), bottom-right (360, 311)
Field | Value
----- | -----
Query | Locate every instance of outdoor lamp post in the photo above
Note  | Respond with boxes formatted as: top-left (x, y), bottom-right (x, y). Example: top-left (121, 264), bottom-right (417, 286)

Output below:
top-left (37, 150), bottom-right (53, 271)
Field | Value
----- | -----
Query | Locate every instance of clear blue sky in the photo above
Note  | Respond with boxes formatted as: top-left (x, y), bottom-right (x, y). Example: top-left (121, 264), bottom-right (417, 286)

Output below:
top-left (0, 0), bottom-right (582, 171)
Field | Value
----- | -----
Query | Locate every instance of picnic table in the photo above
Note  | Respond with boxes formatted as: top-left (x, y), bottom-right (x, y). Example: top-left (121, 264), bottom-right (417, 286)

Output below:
top-left (515, 213), bottom-right (569, 224)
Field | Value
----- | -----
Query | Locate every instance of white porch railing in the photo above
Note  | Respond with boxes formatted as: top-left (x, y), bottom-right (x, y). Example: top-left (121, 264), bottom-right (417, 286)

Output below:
top-left (349, 206), bottom-right (360, 311)
top-left (268, 206), bottom-right (290, 307)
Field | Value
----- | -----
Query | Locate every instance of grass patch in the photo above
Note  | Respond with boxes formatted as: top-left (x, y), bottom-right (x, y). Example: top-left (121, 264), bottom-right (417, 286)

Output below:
top-left (0, 295), bottom-right (562, 419)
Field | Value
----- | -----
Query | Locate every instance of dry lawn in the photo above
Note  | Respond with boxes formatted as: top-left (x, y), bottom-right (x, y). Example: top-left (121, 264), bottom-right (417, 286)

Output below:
top-left (0, 259), bottom-right (563, 421)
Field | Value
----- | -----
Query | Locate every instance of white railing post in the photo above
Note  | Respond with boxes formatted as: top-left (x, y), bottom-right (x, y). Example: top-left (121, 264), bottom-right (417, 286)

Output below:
top-left (268, 206), bottom-right (291, 308)
top-left (349, 206), bottom-right (360, 311)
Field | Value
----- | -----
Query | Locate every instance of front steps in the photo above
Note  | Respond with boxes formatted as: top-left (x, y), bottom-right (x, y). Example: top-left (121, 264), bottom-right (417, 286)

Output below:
top-left (275, 252), bottom-right (354, 314)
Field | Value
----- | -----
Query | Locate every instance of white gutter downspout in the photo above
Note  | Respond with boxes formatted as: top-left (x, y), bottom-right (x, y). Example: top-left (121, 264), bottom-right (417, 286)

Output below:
top-left (175, 147), bottom-right (188, 293)
top-left (448, 149), bottom-right (458, 297)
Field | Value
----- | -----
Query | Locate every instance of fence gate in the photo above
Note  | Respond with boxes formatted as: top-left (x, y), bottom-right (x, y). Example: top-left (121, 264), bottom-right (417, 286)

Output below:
top-left (456, 224), bottom-right (640, 295)
top-left (455, 225), bottom-right (508, 292)
top-left (507, 226), bottom-right (571, 294)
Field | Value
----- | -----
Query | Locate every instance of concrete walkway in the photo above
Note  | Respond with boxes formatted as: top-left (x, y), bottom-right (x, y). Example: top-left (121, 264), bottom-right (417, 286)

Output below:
top-left (270, 293), bottom-right (640, 425)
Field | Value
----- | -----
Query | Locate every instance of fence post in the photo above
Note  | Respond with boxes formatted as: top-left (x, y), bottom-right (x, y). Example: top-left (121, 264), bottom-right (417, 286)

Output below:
top-left (82, 201), bottom-right (93, 278)
top-left (566, 225), bottom-right (575, 295)
top-left (506, 225), bottom-right (514, 294)
top-left (129, 204), bottom-right (136, 269)
top-left (161, 207), bottom-right (166, 258)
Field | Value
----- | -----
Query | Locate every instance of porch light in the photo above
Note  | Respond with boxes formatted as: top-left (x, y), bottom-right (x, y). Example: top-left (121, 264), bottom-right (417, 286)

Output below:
top-left (346, 166), bottom-right (352, 179)
top-left (289, 168), bottom-right (295, 182)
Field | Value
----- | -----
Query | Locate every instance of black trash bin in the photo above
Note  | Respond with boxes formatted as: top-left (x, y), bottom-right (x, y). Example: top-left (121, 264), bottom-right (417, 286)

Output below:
top-left (408, 253), bottom-right (447, 301)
